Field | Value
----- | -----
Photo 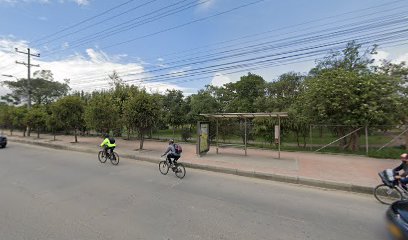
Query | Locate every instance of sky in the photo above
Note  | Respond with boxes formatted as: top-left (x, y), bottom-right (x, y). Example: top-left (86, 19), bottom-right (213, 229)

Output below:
top-left (0, 0), bottom-right (408, 96)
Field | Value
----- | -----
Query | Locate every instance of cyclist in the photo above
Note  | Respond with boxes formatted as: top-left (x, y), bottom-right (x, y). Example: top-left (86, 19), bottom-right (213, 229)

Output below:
top-left (100, 133), bottom-right (116, 156)
top-left (394, 153), bottom-right (408, 188)
top-left (161, 139), bottom-right (180, 168)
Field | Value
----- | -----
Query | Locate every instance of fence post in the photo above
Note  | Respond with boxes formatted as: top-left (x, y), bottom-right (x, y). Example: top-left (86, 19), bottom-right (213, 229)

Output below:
top-left (365, 126), bottom-right (369, 156)
top-left (309, 125), bottom-right (313, 151)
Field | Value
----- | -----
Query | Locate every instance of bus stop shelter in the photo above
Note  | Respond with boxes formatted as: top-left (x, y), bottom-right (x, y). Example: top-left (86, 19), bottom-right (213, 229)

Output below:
top-left (199, 112), bottom-right (288, 158)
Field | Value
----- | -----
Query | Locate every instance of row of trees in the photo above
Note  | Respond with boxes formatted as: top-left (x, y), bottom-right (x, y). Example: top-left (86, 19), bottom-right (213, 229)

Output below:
top-left (1, 42), bottom-right (407, 151)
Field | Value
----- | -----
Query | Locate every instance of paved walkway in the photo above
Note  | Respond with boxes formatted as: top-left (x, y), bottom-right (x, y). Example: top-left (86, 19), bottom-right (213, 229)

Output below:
top-left (4, 131), bottom-right (399, 194)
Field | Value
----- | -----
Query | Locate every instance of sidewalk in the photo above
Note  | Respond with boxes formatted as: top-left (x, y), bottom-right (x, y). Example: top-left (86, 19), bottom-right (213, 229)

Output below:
top-left (4, 132), bottom-right (398, 194)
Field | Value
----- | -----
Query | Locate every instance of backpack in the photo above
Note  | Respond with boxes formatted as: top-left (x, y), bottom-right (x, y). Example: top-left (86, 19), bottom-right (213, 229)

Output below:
top-left (174, 144), bottom-right (182, 154)
top-left (109, 137), bottom-right (116, 144)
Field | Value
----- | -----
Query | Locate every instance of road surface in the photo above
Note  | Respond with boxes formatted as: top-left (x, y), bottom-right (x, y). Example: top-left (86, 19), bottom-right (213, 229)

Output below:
top-left (0, 142), bottom-right (388, 240)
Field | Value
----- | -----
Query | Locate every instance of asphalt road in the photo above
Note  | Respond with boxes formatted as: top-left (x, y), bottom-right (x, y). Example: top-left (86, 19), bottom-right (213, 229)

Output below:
top-left (0, 142), bottom-right (389, 240)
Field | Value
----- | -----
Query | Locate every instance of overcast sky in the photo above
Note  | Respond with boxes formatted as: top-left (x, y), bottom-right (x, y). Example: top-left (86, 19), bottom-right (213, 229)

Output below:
top-left (1, 0), bottom-right (408, 96)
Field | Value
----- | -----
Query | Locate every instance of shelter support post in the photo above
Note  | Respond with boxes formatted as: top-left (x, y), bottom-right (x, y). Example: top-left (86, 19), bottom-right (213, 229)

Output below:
top-left (244, 118), bottom-right (247, 156)
top-left (216, 119), bottom-right (219, 154)
top-left (278, 115), bottom-right (281, 159)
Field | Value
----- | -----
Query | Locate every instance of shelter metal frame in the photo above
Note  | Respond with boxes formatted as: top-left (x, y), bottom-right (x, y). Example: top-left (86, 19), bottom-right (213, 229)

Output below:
top-left (199, 112), bottom-right (288, 158)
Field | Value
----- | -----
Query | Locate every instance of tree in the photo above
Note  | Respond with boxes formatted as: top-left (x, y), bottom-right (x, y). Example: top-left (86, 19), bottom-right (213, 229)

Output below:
top-left (46, 113), bottom-right (61, 141)
top-left (222, 72), bottom-right (266, 112)
top-left (187, 88), bottom-right (220, 124)
top-left (52, 96), bottom-right (85, 143)
top-left (163, 90), bottom-right (188, 136)
top-left (0, 105), bottom-right (14, 135)
top-left (13, 107), bottom-right (28, 136)
top-left (302, 68), bottom-right (403, 150)
top-left (85, 92), bottom-right (120, 134)
top-left (1, 94), bottom-right (21, 105)
top-left (124, 90), bottom-right (160, 150)
top-left (311, 41), bottom-right (375, 74)
top-left (2, 70), bottom-right (70, 106)
top-left (262, 72), bottom-right (304, 112)
top-left (25, 106), bottom-right (47, 138)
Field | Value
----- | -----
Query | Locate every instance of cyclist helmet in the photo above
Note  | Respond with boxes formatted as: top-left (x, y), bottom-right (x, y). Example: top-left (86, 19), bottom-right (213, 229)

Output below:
top-left (168, 139), bottom-right (174, 144)
top-left (401, 153), bottom-right (408, 160)
top-left (104, 133), bottom-right (110, 139)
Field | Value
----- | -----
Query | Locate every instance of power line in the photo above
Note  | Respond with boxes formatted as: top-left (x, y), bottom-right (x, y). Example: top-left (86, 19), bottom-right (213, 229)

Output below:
top-left (31, 0), bottom-right (138, 45)
top-left (41, 0), bottom-right (202, 54)
top-left (69, 28), bottom-right (408, 88)
top-left (68, 12), bottom-right (408, 84)
top-left (33, 0), bottom-right (164, 47)
top-left (51, 3), bottom-right (408, 82)
top-left (44, 0), bottom-right (267, 56)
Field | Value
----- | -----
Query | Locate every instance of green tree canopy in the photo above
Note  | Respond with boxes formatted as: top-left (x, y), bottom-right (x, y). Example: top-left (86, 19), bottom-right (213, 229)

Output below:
top-left (2, 70), bottom-right (70, 106)
top-left (124, 90), bottom-right (161, 149)
top-left (52, 96), bottom-right (85, 142)
top-left (85, 92), bottom-right (120, 134)
top-left (25, 106), bottom-right (47, 138)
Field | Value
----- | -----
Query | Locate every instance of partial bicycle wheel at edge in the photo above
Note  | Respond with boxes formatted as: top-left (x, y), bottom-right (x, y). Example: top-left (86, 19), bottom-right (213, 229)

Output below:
top-left (159, 161), bottom-right (169, 175)
top-left (110, 152), bottom-right (119, 165)
top-left (175, 163), bottom-right (186, 179)
top-left (374, 184), bottom-right (403, 205)
top-left (98, 151), bottom-right (107, 163)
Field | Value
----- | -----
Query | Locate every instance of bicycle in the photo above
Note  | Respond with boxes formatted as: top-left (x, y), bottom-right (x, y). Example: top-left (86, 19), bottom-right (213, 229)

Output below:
top-left (374, 169), bottom-right (408, 205)
top-left (98, 147), bottom-right (120, 165)
top-left (159, 157), bottom-right (186, 179)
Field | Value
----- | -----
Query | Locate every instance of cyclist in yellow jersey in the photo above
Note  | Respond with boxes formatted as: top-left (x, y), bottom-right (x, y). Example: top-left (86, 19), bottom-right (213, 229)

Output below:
top-left (100, 134), bottom-right (116, 156)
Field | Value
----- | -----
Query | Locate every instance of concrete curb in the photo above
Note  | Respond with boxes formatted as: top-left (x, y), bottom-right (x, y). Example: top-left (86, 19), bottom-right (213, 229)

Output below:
top-left (9, 138), bottom-right (375, 195)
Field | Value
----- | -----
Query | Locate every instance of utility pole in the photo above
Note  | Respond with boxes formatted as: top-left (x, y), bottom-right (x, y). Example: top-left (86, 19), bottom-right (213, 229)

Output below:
top-left (15, 48), bottom-right (40, 137)
top-left (15, 48), bottom-right (40, 109)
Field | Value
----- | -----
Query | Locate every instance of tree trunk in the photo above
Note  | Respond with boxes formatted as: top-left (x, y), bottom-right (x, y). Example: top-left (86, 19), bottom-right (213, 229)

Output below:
top-left (139, 133), bottom-right (144, 150)
top-left (10, 129), bottom-right (13, 136)
top-left (350, 132), bottom-right (360, 151)
top-left (27, 126), bottom-right (31, 137)
top-left (303, 135), bottom-right (307, 148)
top-left (405, 131), bottom-right (408, 150)
top-left (53, 130), bottom-right (56, 141)
top-left (23, 129), bottom-right (26, 137)
top-left (295, 131), bottom-right (300, 147)
top-left (127, 128), bottom-right (131, 140)
top-left (37, 127), bottom-right (40, 139)
top-left (338, 127), bottom-right (347, 149)
top-left (74, 129), bottom-right (78, 143)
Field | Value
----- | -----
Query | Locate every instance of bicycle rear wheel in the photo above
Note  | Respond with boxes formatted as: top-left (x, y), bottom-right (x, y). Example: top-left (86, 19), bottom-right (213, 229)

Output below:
top-left (175, 163), bottom-right (186, 179)
top-left (159, 161), bottom-right (169, 175)
top-left (374, 184), bottom-right (403, 205)
top-left (110, 152), bottom-right (119, 165)
top-left (98, 151), bottom-right (107, 163)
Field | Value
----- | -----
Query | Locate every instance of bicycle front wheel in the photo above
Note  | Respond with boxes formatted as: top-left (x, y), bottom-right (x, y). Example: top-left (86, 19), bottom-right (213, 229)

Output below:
top-left (175, 163), bottom-right (186, 179)
top-left (98, 151), bottom-right (107, 163)
top-left (374, 184), bottom-right (403, 205)
top-left (110, 152), bottom-right (119, 165)
top-left (159, 161), bottom-right (169, 175)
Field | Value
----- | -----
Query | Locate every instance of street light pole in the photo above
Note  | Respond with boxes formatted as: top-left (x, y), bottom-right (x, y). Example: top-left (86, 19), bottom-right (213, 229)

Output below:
top-left (1, 74), bottom-right (19, 81)
top-left (15, 48), bottom-right (40, 110)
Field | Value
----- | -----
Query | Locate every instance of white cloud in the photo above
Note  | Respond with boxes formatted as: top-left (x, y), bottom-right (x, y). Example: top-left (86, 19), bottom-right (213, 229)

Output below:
top-left (210, 73), bottom-right (233, 87)
top-left (0, 37), bottom-right (181, 94)
top-left (197, 0), bottom-right (215, 11)
top-left (38, 16), bottom-right (48, 21)
top-left (395, 53), bottom-right (408, 64)
top-left (72, 0), bottom-right (89, 6)
top-left (372, 50), bottom-right (390, 65)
